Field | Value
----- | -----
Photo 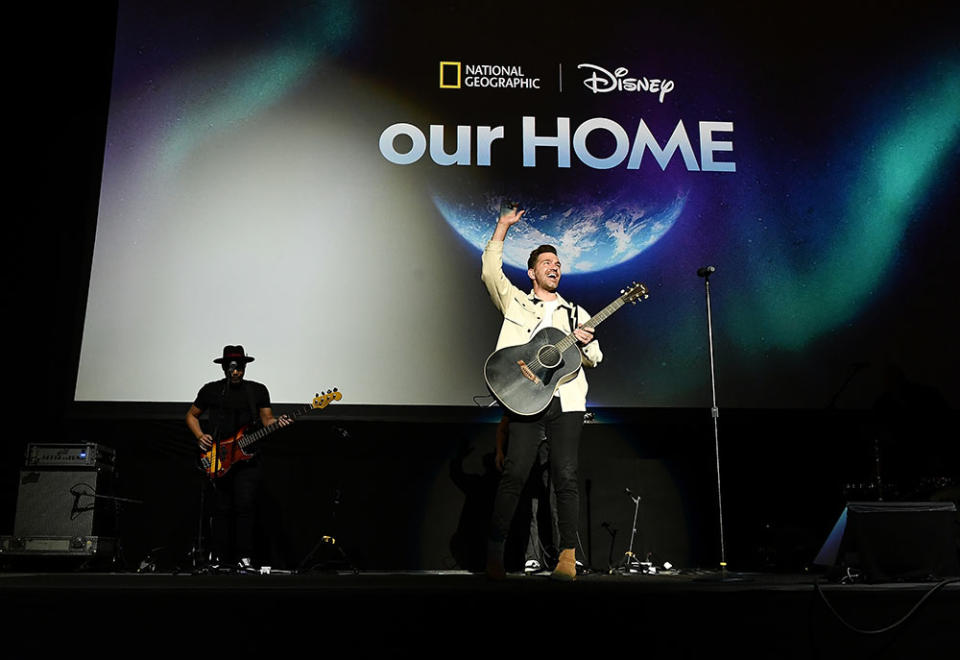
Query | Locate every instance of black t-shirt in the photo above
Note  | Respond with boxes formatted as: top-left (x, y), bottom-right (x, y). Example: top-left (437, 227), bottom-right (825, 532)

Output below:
top-left (194, 379), bottom-right (271, 439)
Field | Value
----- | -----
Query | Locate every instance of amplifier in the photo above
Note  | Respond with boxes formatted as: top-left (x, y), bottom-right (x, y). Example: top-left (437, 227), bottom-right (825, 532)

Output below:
top-left (13, 468), bottom-right (116, 539)
top-left (24, 443), bottom-right (115, 470)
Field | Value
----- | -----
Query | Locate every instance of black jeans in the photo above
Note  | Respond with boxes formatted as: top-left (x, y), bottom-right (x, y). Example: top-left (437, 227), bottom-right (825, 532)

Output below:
top-left (524, 440), bottom-right (559, 563)
top-left (207, 457), bottom-right (262, 562)
top-left (491, 397), bottom-right (583, 550)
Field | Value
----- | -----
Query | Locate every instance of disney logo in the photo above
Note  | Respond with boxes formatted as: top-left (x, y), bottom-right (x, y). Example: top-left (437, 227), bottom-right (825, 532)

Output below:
top-left (578, 64), bottom-right (675, 103)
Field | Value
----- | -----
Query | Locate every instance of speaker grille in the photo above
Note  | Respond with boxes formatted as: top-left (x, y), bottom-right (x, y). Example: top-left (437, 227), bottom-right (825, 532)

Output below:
top-left (14, 469), bottom-right (115, 538)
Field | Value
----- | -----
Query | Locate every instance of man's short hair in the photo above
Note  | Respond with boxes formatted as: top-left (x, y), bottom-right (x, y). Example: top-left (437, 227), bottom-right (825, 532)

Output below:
top-left (528, 244), bottom-right (558, 270)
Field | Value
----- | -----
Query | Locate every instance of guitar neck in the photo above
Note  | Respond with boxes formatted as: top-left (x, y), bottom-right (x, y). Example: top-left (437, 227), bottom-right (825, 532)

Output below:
top-left (236, 403), bottom-right (313, 450)
top-left (554, 296), bottom-right (625, 353)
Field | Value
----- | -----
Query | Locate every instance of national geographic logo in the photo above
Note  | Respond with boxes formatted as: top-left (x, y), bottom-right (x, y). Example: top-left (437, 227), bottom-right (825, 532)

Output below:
top-left (439, 61), bottom-right (541, 90)
top-left (439, 61), bottom-right (461, 88)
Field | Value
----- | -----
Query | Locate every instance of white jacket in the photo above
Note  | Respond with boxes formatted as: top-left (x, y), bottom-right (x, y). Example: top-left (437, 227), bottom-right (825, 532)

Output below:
top-left (481, 239), bottom-right (602, 412)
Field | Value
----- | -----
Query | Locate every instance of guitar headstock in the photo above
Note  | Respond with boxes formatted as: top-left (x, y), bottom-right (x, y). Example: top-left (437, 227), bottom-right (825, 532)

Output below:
top-left (620, 282), bottom-right (650, 304)
top-left (312, 388), bottom-right (343, 409)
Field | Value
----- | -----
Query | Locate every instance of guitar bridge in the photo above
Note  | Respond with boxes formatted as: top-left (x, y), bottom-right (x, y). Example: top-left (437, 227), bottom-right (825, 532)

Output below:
top-left (516, 360), bottom-right (540, 384)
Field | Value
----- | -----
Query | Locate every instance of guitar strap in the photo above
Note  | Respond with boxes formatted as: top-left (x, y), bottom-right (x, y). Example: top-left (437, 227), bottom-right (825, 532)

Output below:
top-left (566, 302), bottom-right (578, 333)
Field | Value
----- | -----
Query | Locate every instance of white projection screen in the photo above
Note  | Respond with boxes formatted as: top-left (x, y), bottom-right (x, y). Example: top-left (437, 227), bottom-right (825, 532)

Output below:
top-left (75, 1), bottom-right (960, 409)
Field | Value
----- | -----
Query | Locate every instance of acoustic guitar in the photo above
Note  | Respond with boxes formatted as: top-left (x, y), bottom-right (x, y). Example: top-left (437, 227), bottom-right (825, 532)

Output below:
top-left (484, 283), bottom-right (648, 415)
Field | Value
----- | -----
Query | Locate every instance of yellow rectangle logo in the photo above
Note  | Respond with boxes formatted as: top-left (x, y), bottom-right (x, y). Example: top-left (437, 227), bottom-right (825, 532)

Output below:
top-left (439, 61), bottom-right (461, 89)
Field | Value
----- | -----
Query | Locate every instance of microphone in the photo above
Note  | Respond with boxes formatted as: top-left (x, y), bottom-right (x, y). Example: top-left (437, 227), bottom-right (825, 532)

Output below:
top-left (697, 265), bottom-right (716, 278)
top-left (227, 360), bottom-right (239, 373)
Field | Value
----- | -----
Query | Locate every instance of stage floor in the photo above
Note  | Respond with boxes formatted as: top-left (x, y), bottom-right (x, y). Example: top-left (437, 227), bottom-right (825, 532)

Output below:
top-left (2, 569), bottom-right (957, 657)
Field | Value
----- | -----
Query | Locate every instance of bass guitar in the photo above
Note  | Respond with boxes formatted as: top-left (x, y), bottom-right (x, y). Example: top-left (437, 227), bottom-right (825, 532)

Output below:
top-left (484, 283), bottom-right (648, 415)
top-left (199, 388), bottom-right (342, 479)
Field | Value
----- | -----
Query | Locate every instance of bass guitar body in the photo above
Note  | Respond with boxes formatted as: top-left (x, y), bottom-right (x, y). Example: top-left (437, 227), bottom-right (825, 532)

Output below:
top-left (484, 327), bottom-right (582, 416)
top-left (197, 388), bottom-right (343, 480)
top-left (200, 427), bottom-right (255, 479)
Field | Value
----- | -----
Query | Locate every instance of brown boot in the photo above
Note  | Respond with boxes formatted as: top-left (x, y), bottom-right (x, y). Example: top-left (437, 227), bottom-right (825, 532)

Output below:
top-left (551, 548), bottom-right (577, 581)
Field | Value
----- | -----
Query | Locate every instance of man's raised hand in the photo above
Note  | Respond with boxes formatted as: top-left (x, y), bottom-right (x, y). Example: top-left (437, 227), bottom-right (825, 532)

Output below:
top-left (498, 201), bottom-right (525, 226)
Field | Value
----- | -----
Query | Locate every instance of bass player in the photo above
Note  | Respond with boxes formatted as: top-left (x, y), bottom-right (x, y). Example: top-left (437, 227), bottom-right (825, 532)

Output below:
top-left (185, 345), bottom-right (292, 571)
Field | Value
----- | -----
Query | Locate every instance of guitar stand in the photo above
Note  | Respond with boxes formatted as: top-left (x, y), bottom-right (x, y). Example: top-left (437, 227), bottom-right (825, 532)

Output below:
top-left (297, 488), bottom-right (358, 574)
top-left (297, 534), bottom-right (357, 574)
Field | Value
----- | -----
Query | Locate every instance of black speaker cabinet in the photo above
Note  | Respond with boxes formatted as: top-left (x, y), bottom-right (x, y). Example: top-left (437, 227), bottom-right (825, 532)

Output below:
top-left (2, 468), bottom-right (116, 556)
top-left (815, 501), bottom-right (959, 582)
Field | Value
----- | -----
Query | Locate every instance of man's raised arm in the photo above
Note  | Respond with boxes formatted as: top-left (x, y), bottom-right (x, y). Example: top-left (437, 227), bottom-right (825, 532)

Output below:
top-left (481, 203), bottom-right (526, 313)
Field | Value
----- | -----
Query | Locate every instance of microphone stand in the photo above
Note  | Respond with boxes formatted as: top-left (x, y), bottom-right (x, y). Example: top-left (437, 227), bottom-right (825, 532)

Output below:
top-left (187, 375), bottom-right (228, 574)
top-left (611, 488), bottom-right (643, 574)
top-left (69, 485), bottom-right (143, 568)
top-left (70, 486), bottom-right (144, 513)
top-left (696, 266), bottom-right (748, 582)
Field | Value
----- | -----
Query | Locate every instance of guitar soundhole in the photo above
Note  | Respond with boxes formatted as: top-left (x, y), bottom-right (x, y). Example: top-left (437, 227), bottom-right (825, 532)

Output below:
top-left (538, 344), bottom-right (562, 368)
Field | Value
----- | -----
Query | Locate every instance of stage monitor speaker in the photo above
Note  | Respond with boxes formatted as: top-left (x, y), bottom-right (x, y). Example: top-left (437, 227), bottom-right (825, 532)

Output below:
top-left (13, 468), bottom-right (116, 540)
top-left (814, 501), bottom-right (959, 582)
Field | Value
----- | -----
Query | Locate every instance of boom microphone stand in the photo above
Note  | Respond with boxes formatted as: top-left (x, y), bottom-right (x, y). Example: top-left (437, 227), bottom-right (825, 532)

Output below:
top-left (696, 265), bottom-right (748, 582)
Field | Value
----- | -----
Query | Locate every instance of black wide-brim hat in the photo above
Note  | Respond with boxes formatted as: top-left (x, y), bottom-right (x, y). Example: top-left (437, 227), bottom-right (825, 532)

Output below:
top-left (213, 345), bottom-right (255, 365)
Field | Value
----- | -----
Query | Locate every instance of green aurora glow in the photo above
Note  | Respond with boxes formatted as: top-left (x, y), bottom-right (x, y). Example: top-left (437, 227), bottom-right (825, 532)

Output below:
top-left (159, 0), bottom-right (357, 173)
top-left (730, 60), bottom-right (960, 352)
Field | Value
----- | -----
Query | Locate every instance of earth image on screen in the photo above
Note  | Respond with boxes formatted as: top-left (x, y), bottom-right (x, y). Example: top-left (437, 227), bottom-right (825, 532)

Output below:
top-left (433, 190), bottom-right (688, 273)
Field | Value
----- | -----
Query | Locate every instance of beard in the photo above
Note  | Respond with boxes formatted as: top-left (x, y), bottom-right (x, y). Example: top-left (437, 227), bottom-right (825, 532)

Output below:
top-left (536, 273), bottom-right (559, 291)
